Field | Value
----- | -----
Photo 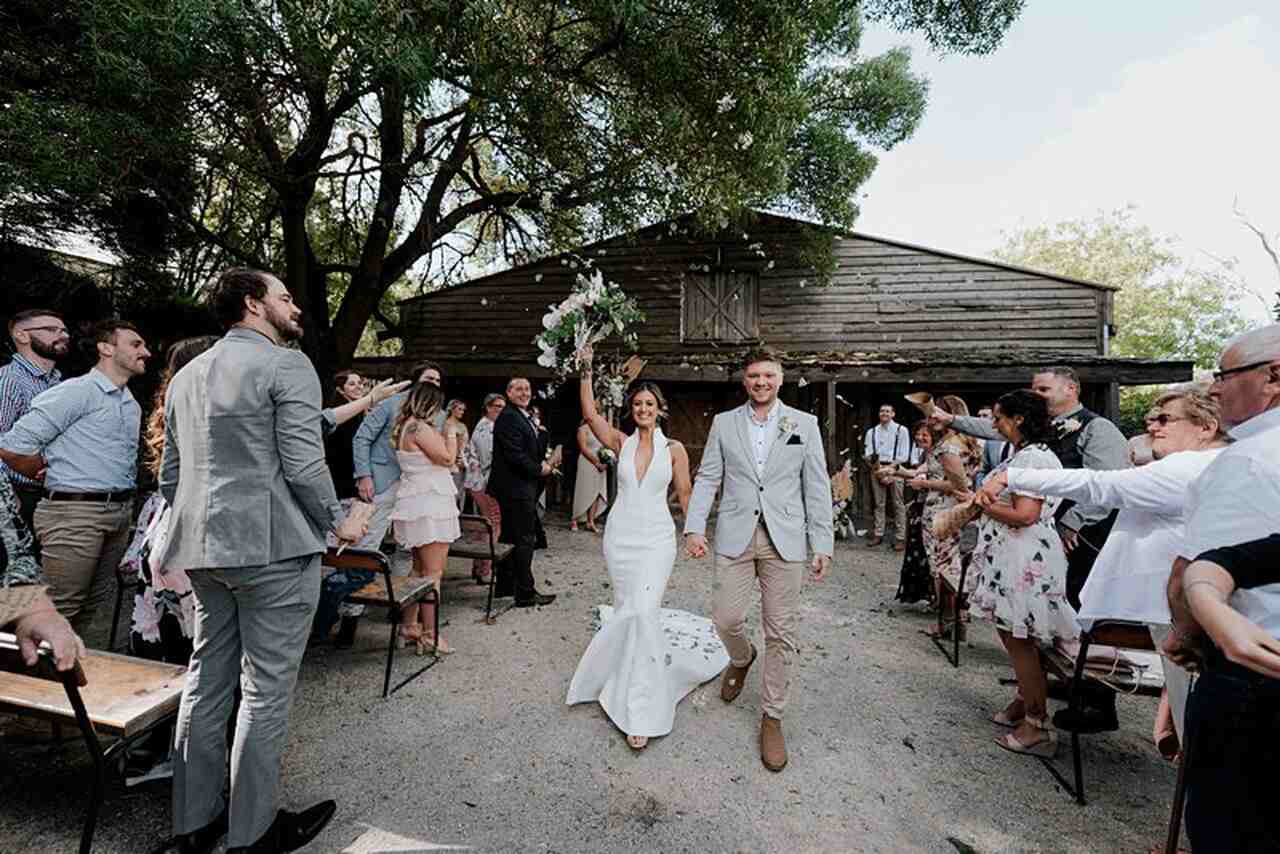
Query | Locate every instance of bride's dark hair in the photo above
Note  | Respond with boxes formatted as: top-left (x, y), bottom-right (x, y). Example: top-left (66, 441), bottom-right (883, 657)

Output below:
top-left (623, 381), bottom-right (670, 429)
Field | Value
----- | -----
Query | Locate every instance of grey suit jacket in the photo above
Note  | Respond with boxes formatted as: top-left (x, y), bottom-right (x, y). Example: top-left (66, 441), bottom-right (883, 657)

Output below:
top-left (684, 402), bottom-right (834, 563)
top-left (352, 392), bottom-right (405, 496)
top-left (158, 328), bottom-right (343, 570)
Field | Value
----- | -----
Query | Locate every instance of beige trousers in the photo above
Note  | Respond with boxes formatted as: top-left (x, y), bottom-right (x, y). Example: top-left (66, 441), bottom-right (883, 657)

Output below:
top-left (871, 474), bottom-right (906, 541)
top-left (712, 523), bottom-right (803, 719)
top-left (32, 498), bottom-right (133, 649)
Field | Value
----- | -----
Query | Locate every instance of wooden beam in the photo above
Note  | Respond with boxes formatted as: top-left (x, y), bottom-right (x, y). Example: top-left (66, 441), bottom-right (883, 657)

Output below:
top-left (825, 380), bottom-right (837, 472)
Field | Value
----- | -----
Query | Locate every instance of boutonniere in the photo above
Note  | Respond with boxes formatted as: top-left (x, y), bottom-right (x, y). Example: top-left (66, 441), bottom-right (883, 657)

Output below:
top-left (778, 415), bottom-right (797, 439)
top-left (1058, 417), bottom-right (1083, 436)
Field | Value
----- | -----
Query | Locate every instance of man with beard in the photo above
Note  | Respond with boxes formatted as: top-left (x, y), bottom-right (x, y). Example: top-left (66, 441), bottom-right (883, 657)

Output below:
top-left (0, 320), bottom-right (150, 649)
top-left (159, 269), bottom-right (364, 853)
top-left (0, 309), bottom-right (70, 534)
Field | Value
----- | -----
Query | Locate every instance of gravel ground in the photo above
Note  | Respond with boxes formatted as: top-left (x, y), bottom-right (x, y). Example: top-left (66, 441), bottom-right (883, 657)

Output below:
top-left (1, 518), bottom-right (1181, 853)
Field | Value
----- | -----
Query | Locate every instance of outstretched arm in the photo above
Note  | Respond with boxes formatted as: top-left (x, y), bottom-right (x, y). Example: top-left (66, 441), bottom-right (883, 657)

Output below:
top-left (577, 345), bottom-right (624, 453)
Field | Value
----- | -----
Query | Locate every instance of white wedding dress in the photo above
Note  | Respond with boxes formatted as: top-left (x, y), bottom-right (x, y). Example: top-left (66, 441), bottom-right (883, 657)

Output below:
top-left (566, 427), bottom-right (729, 737)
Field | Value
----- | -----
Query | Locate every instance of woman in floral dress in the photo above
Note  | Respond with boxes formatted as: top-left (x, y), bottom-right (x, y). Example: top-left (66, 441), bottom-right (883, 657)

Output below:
top-left (913, 396), bottom-right (982, 634)
top-left (970, 389), bottom-right (1078, 758)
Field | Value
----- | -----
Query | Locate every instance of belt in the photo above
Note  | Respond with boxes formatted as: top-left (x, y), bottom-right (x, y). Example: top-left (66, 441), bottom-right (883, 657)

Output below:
top-left (11, 484), bottom-right (43, 494)
top-left (43, 490), bottom-right (135, 503)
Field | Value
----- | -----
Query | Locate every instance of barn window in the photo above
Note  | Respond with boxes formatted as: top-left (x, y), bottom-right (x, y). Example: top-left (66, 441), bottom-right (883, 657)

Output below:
top-left (681, 253), bottom-right (759, 343)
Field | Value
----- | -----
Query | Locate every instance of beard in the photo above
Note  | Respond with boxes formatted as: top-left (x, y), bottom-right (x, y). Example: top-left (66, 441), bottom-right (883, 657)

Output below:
top-left (30, 338), bottom-right (69, 360)
top-left (266, 304), bottom-right (303, 342)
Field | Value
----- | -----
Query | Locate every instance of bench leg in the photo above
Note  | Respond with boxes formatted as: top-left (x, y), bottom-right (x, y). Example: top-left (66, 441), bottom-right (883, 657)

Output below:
top-left (383, 609), bottom-right (398, 699)
top-left (108, 582), bottom-right (125, 653)
top-left (1166, 724), bottom-right (1191, 853)
top-left (63, 677), bottom-right (106, 854)
top-left (1068, 636), bottom-right (1091, 806)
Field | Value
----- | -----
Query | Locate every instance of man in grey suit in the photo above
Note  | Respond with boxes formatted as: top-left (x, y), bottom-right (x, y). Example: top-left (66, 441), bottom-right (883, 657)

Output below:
top-left (160, 268), bottom-right (364, 854)
top-left (684, 349), bottom-right (834, 772)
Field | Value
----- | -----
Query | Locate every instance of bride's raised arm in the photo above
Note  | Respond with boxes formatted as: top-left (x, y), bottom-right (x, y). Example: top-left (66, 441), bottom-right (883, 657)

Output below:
top-left (578, 345), bottom-right (625, 453)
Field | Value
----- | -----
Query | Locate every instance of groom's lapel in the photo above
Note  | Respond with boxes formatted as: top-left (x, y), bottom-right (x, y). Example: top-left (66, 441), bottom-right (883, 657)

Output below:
top-left (760, 403), bottom-right (793, 480)
top-left (733, 403), bottom-right (761, 484)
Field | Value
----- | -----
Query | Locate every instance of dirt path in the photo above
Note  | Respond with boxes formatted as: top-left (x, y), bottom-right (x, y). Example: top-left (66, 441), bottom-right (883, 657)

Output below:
top-left (1, 520), bottom-right (1179, 853)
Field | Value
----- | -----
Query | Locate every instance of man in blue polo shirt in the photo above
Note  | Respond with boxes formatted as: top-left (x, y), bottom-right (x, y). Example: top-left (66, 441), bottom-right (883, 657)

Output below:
top-left (0, 309), bottom-right (68, 534)
top-left (0, 319), bottom-right (150, 648)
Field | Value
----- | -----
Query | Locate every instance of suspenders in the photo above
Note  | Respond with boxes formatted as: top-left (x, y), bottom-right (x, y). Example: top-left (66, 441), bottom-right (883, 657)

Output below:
top-left (870, 424), bottom-right (907, 462)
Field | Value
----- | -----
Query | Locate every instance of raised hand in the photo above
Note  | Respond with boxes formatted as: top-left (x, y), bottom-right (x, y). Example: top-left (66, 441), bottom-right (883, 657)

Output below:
top-left (369, 378), bottom-right (411, 406)
top-left (578, 343), bottom-right (595, 369)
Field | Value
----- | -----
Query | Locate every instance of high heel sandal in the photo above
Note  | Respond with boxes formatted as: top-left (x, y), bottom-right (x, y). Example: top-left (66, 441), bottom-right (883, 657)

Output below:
top-left (995, 714), bottom-right (1058, 758)
top-left (397, 624), bottom-right (423, 650)
top-left (420, 634), bottom-right (454, 656)
top-left (991, 696), bottom-right (1025, 728)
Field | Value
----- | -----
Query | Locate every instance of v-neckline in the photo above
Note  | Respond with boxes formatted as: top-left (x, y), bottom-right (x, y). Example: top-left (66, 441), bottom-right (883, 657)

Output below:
top-left (632, 431), bottom-right (658, 487)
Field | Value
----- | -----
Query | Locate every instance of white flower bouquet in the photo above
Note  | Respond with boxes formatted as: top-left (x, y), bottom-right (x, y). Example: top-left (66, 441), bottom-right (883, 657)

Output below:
top-left (534, 268), bottom-right (644, 384)
top-left (597, 447), bottom-right (617, 467)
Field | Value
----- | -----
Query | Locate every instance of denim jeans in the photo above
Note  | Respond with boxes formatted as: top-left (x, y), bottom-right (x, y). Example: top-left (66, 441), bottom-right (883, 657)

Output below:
top-left (1185, 653), bottom-right (1280, 853)
top-left (310, 568), bottom-right (376, 639)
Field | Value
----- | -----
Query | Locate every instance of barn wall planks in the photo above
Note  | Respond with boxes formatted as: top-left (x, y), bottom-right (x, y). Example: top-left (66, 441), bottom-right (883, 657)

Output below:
top-left (399, 214), bottom-right (1109, 364)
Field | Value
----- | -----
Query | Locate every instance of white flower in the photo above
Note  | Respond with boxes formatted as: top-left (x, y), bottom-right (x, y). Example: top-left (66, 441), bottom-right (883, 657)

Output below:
top-left (778, 416), bottom-right (797, 438)
top-left (537, 350), bottom-right (558, 368)
top-left (542, 310), bottom-right (563, 330)
top-left (736, 131), bottom-right (753, 149)
top-left (480, 297), bottom-right (488, 306)
top-left (717, 94), bottom-right (737, 113)
top-left (1059, 417), bottom-right (1084, 435)
top-left (535, 273), bottom-right (543, 282)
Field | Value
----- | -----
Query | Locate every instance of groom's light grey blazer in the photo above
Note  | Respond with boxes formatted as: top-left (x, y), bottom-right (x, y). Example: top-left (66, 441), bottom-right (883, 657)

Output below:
top-left (685, 402), bottom-right (834, 562)
top-left (158, 327), bottom-right (343, 570)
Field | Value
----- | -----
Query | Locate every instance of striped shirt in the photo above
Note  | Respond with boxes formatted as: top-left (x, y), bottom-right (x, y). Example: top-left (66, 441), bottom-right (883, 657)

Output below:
top-left (0, 354), bottom-right (62, 489)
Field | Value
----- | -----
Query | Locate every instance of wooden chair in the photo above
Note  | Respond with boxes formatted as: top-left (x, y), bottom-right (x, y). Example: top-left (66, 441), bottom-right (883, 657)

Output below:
top-left (107, 564), bottom-right (141, 652)
top-left (1038, 619), bottom-right (1166, 806)
top-left (445, 514), bottom-right (513, 624)
top-left (325, 547), bottom-right (440, 697)
top-left (0, 632), bottom-right (186, 854)
top-left (931, 558), bottom-right (970, 668)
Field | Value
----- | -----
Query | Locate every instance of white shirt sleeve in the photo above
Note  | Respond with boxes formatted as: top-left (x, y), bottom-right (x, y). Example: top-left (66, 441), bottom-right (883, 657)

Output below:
top-left (1005, 453), bottom-right (1207, 517)
top-left (1180, 454), bottom-right (1280, 560)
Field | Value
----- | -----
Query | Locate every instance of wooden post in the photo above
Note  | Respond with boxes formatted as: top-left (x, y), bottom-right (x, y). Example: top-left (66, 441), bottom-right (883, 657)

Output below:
top-left (1105, 382), bottom-right (1121, 423)
top-left (825, 380), bottom-right (838, 473)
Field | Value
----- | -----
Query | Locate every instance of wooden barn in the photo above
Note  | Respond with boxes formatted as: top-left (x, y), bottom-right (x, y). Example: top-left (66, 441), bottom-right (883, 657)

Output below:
top-left (359, 211), bottom-right (1191, 516)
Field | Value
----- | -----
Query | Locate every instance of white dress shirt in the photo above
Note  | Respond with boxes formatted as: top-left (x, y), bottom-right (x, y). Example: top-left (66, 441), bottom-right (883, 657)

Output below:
top-left (864, 420), bottom-right (910, 464)
top-left (746, 399), bottom-right (781, 478)
top-left (1007, 447), bottom-right (1225, 627)
top-left (1179, 406), bottom-right (1280, 640)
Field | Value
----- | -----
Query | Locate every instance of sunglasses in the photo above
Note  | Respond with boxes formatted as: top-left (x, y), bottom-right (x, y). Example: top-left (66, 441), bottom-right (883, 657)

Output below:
top-left (1211, 359), bottom-right (1274, 382)
top-left (1147, 413), bottom-right (1186, 427)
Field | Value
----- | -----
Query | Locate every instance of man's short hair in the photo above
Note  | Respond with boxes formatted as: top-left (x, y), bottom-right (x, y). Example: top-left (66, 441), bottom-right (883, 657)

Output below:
top-left (90, 319), bottom-right (139, 348)
top-left (483, 392), bottom-right (505, 408)
top-left (742, 347), bottom-right (783, 372)
top-left (413, 360), bottom-right (443, 381)
top-left (506, 376), bottom-right (530, 392)
top-left (207, 268), bottom-right (272, 330)
top-left (879, 404), bottom-right (895, 411)
top-left (1035, 365), bottom-right (1080, 387)
top-left (8, 308), bottom-right (63, 335)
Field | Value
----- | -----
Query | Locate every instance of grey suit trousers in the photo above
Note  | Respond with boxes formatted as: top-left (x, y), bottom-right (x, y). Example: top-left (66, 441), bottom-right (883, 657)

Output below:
top-left (172, 555), bottom-right (321, 847)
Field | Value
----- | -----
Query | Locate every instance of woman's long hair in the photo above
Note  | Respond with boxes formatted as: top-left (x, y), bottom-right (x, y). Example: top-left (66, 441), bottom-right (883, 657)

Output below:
top-left (996, 389), bottom-right (1054, 446)
top-left (391, 381), bottom-right (445, 448)
top-left (330, 370), bottom-right (358, 408)
top-left (145, 336), bottom-right (219, 477)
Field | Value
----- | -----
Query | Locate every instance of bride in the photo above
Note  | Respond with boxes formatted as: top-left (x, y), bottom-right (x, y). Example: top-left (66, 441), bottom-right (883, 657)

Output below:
top-left (566, 346), bottom-right (729, 750)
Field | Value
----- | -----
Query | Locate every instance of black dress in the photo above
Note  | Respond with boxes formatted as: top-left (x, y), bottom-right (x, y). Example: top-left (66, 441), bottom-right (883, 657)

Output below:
top-left (895, 486), bottom-right (932, 604)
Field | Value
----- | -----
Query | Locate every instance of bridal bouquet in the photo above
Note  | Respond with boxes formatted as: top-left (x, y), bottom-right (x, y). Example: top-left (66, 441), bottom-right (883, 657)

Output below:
top-left (534, 268), bottom-right (644, 385)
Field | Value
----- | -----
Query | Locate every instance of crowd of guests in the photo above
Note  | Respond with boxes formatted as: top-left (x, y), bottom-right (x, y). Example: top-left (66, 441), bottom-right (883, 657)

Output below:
top-left (3, 278), bottom-right (1280, 848)
top-left (0, 270), bottom-right (564, 853)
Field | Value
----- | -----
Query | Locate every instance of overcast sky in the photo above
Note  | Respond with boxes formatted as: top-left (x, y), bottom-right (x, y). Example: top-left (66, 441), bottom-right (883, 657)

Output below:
top-left (856, 2), bottom-right (1280, 323)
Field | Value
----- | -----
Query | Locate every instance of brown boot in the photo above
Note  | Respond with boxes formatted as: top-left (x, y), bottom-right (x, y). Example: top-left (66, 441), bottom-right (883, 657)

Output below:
top-left (867, 536), bottom-right (883, 547)
top-left (893, 542), bottom-right (906, 552)
top-left (720, 643), bottom-right (757, 703)
top-left (760, 714), bottom-right (787, 772)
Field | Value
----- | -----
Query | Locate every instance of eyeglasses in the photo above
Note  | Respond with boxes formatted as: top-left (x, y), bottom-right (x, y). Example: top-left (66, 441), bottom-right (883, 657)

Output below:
top-left (1148, 413), bottom-right (1186, 427)
top-left (19, 325), bottom-right (69, 336)
top-left (1211, 359), bottom-right (1274, 382)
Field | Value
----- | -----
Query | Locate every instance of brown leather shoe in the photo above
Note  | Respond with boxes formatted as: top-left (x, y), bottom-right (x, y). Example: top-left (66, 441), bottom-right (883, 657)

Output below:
top-left (867, 536), bottom-right (883, 547)
top-left (720, 643), bottom-right (757, 703)
top-left (893, 542), bottom-right (906, 552)
top-left (760, 714), bottom-right (787, 772)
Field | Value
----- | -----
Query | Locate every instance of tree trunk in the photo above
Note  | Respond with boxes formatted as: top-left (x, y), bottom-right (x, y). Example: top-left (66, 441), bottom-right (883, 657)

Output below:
top-left (279, 198), bottom-right (338, 381)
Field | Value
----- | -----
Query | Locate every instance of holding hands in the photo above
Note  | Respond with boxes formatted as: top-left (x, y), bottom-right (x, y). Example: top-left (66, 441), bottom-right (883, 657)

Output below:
top-left (975, 470), bottom-right (1008, 508)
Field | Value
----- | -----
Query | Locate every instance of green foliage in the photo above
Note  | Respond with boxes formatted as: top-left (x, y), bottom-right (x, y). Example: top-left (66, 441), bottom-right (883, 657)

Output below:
top-left (6, 0), bottom-right (1022, 374)
top-left (1116, 384), bottom-right (1164, 438)
top-left (994, 207), bottom-right (1250, 370)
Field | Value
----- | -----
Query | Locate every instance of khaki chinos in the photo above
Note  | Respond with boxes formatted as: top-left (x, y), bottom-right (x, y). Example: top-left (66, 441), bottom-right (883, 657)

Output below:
top-left (713, 523), bottom-right (804, 719)
top-left (33, 497), bottom-right (133, 649)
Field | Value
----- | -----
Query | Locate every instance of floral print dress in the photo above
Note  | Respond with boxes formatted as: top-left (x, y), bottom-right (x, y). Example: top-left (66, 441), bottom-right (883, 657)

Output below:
top-left (967, 443), bottom-right (1079, 642)
top-left (921, 437), bottom-right (980, 593)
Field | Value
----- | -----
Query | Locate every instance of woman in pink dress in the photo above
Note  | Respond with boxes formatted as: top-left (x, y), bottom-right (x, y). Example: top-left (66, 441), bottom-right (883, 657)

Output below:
top-left (389, 382), bottom-right (461, 654)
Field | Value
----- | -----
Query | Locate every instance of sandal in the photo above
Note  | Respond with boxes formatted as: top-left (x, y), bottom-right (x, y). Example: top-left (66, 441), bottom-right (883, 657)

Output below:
top-left (421, 635), bottom-right (454, 656)
top-left (921, 625), bottom-right (953, 640)
top-left (397, 624), bottom-right (423, 650)
top-left (995, 714), bottom-right (1058, 758)
top-left (626, 734), bottom-right (648, 750)
top-left (991, 696), bottom-right (1025, 728)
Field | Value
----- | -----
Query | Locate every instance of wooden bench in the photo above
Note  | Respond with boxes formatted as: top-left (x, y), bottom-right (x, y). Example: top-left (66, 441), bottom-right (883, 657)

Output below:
top-left (0, 632), bottom-right (186, 854)
top-left (445, 514), bottom-right (514, 624)
top-left (325, 547), bottom-right (440, 697)
top-left (1038, 619), bottom-right (1167, 806)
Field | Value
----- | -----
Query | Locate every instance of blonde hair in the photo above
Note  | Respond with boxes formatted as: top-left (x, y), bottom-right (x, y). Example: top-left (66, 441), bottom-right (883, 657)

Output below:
top-left (1155, 383), bottom-right (1227, 440)
top-left (391, 382), bottom-right (445, 448)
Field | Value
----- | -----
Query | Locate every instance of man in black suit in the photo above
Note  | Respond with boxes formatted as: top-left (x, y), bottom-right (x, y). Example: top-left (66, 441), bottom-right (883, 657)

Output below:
top-left (487, 377), bottom-right (556, 607)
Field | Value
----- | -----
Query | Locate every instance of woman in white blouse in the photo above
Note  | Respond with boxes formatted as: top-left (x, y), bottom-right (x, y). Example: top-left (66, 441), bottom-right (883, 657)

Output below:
top-left (463, 393), bottom-right (506, 582)
top-left (978, 385), bottom-right (1228, 749)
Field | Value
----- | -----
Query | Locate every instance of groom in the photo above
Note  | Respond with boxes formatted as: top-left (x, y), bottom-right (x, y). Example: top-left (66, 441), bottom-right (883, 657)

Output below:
top-left (684, 348), bottom-right (834, 771)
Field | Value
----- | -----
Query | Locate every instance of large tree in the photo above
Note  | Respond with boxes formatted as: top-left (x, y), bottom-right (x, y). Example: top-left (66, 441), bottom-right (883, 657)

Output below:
top-left (4, 0), bottom-right (1024, 375)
